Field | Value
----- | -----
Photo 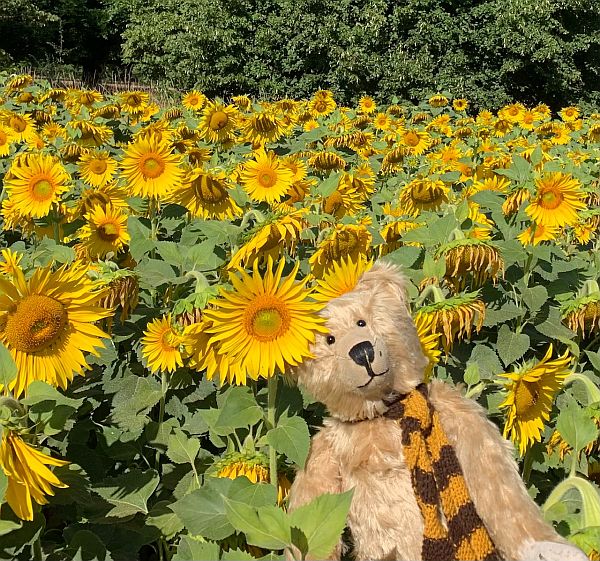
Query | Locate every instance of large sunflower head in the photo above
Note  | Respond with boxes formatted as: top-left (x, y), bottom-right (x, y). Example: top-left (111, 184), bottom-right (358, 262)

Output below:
top-left (203, 259), bottom-right (327, 381)
top-left (400, 129), bottom-right (431, 155)
top-left (562, 292), bottom-right (600, 338)
top-left (78, 205), bottom-right (130, 259)
top-left (78, 150), bottom-right (117, 187)
top-left (243, 112), bottom-right (286, 146)
top-left (499, 345), bottom-right (572, 455)
top-left (312, 256), bottom-right (373, 302)
top-left (199, 101), bottom-right (238, 143)
top-left (0, 431), bottom-right (69, 520)
top-left (121, 134), bottom-right (184, 199)
top-left (0, 262), bottom-right (111, 396)
top-left (398, 178), bottom-right (449, 217)
top-left (240, 148), bottom-right (294, 204)
top-left (525, 172), bottom-right (586, 228)
top-left (4, 152), bottom-right (70, 218)
top-left (118, 90), bottom-right (149, 115)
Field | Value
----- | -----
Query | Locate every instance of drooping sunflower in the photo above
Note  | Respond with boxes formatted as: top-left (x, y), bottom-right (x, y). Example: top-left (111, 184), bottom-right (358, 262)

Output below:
top-left (308, 151), bottom-right (347, 172)
top-left (243, 112), bottom-right (286, 145)
top-left (400, 129), bottom-right (431, 155)
top-left (428, 94), bottom-right (449, 108)
top-left (121, 135), bottom-right (184, 199)
top-left (378, 219), bottom-right (420, 255)
top-left (4, 153), bottom-right (70, 218)
top-left (78, 205), bottom-right (130, 259)
top-left (203, 259), bottom-right (327, 380)
top-left (312, 256), bottom-right (373, 302)
top-left (199, 101), bottom-right (238, 143)
top-left (182, 90), bottom-right (207, 112)
top-left (517, 222), bottom-right (559, 246)
top-left (413, 313), bottom-right (442, 382)
top-left (0, 431), bottom-right (69, 521)
top-left (141, 315), bottom-right (186, 374)
top-left (499, 345), bottom-right (572, 456)
top-left (170, 168), bottom-right (241, 220)
top-left (562, 293), bottom-right (600, 338)
top-left (67, 120), bottom-right (113, 148)
top-left (398, 178), bottom-right (449, 217)
top-left (240, 148), bottom-right (294, 203)
top-left (414, 290), bottom-right (485, 352)
top-left (0, 263), bottom-right (110, 396)
top-left (309, 223), bottom-right (372, 277)
top-left (228, 209), bottom-right (307, 268)
top-left (525, 172), bottom-right (586, 228)
top-left (78, 150), bottom-right (117, 187)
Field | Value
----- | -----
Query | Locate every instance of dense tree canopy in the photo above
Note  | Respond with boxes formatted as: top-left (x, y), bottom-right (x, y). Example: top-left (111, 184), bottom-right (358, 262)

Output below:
top-left (1, 0), bottom-right (600, 107)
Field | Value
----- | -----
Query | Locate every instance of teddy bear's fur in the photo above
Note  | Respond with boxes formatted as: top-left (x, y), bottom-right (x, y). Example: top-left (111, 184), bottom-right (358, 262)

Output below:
top-left (288, 261), bottom-right (587, 561)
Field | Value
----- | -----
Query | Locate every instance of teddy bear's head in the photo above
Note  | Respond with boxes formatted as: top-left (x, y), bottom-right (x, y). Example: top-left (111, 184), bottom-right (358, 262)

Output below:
top-left (295, 260), bottom-right (427, 422)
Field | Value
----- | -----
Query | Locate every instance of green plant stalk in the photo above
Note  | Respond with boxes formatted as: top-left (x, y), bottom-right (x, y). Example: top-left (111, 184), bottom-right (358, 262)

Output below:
top-left (565, 373), bottom-right (600, 405)
top-left (155, 370), bottom-right (169, 466)
top-left (543, 476), bottom-right (600, 528)
top-left (33, 537), bottom-right (42, 561)
top-left (521, 446), bottom-right (534, 485)
top-left (267, 374), bottom-right (279, 493)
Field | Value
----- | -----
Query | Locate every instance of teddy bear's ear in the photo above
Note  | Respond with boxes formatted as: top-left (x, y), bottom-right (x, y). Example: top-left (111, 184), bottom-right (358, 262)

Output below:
top-left (356, 260), bottom-right (411, 314)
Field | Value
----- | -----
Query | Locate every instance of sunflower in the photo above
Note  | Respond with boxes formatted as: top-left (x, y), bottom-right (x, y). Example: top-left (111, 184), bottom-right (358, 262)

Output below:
top-left (517, 222), bottom-right (559, 246)
top-left (97, 270), bottom-right (139, 329)
top-left (499, 103), bottom-right (525, 123)
top-left (414, 291), bottom-right (485, 352)
top-left (309, 223), bottom-right (372, 277)
top-left (573, 220), bottom-right (596, 244)
top-left (525, 172), bottom-right (586, 228)
top-left (182, 90), bottom-right (207, 112)
top-left (0, 263), bottom-right (110, 396)
top-left (118, 90), bottom-right (149, 116)
top-left (199, 101), bottom-right (238, 143)
top-left (243, 112), bottom-right (286, 145)
top-left (4, 74), bottom-right (33, 91)
top-left (0, 123), bottom-right (15, 156)
top-left (241, 148), bottom-right (294, 203)
top-left (232, 95), bottom-right (253, 111)
top-left (562, 294), bottom-right (600, 338)
top-left (428, 94), bottom-right (449, 108)
top-left (400, 129), bottom-right (431, 155)
top-left (76, 183), bottom-right (129, 219)
top-left (78, 205), bottom-right (130, 259)
top-left (170, 168), bottom-right (241, 220)
top-left (4, 153), bottom-right (70, 219)
top-left (78, 150), bottom-right (117, 187)
top-left (312, 256), bottom-right (373, 302)
top-left (203, 259), bottom-right (327, 381)
top-left (560, 106), bottom-right (580, 122)
top-left (281, 156), bottom-right (307, 183)
top-left (471, 175), bottom-right (510, 194)
top-left (453, 98), bottom-right (469, 112)
top-left (0, 431), bottom-right (69, 521)
top-left (438, 239), bottom-right (504, 292)
top-left (228, 209), bottom-right (307, 268)
top-left (67, 120), bottom-right (112, 148)
top-left (0, 249), bottom-right (22, 277)
top-left (141, 315), bottom-right (185, 374)
top-left (308, 95), bottom-right (336, 118)
top-left (373, 112), bottom-right (392, 131)
top-left (499, 345), bottom-right (572, 456)
top-left (308, 151), bottom-right (347, 172)
top-left (398, 178), bottom-right (449, 217)
top-left (413, 313), bottom-right (442, 382)
top-left (2, 112), bottom-right (36, 143)
top-left (502, 187), bottom-right (530, 215)
top-left (378, 220), bottom-right (420, 255)
top-left (358, 96), bottom-right (377, 114)
top-left (121, 135), bottom-right (184, 199)
top-left (41, 122), bottom-right (66, 142)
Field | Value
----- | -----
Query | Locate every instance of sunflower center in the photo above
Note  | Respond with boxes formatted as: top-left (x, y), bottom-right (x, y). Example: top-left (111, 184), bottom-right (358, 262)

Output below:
top-left (31, 177), bottom-right (55, 201)
top-left (10, 117), bottom-right (26, 133)
top-left (0, 131), bottom-right (7, 145)
top-left (327, 231), bottom-right (360, 260)
top-left (98, 221), bottom-right (120, 242)
top-left (244, 296), bottom-right (290, 342)
top-left (140, 154), bottom-right (165, 179)
top-left (89, 159), bottom-right (108, 174)
top-left (314, 101), bottom-right (328, 113)
top-left (194, 175), bottom-right (227, 203)
top-left (404, 132), bottom-right (420, 147)
top-left (4, 295), bottom-right (67, 353)
top-left (259, 169), bottom-right (276, 188)
top-left (324, 191), bottom-right (343, 215)
top-left (514, 380), bottom-right (540, 414)
top-left (540, 189), bottom-right (563, 210)
top-left (209, 111), bottom-right (229, 130)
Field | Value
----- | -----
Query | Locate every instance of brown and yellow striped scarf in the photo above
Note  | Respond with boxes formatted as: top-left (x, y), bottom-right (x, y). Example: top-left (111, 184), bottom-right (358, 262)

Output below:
top-left (384, 383), bottom-right (502, 561)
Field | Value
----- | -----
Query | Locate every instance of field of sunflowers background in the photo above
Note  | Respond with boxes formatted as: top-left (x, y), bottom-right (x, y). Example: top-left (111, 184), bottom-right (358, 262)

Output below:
top-left (0, 71), bottom-right (599, 560)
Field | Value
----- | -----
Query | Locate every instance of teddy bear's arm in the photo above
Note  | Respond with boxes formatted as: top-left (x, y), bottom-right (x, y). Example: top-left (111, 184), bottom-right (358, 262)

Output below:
top-left (287, 429), bottom-right (344, 561)
top-left (429, 380), bottom-right (568, 560)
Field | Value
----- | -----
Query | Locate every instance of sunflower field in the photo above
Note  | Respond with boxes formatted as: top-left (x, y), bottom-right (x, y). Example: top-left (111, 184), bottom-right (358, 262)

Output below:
top-left (0, 73), bottom-right (599, 560)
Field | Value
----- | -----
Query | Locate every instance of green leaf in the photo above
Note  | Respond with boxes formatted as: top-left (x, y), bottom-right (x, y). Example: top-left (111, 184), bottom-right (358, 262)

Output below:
top-left (587, 351), bottom-right (600, 373)
top-left (464, 363), bottom-right (480, 386)
top-left (482, 303), bottom-right (523, 327)
top-left (468, 345), bottom-right (503, 379)
top-left (67, 529), bottom-right (111, 561)
top-left (22, 381), bottom-right (83, 435)
top-left (521, 285), bottom-right (548, 315)
top-left (0, 343), bottom-right (17, 389)
top-left (136, 258), bottom-right (177, 288)
top-left (556, 400), bottom-right (599, 456)
top-left (221, 548), bottom-right (256, 560)
top-left (289, 491), bottom-right (354, 559)
top-left (94, 469), bottom-right (159, 519)
top-left (0, 520), bottom-right (21, 537)
top-left (266, 415), bottom-right (310, 468)
top-left (223, 497), bottom-right (291, 550)
top-left (315, 172), bottom-right (341, 197)
top-left (147, 500), bottom-right (185, 539)
top-left (173, 536), bottom-right (220, 561)
top-left (127, 216), bottom-right (155, 261)
top-left (22, 380), bottom-right (81, 409)
top-left (210, 387), bottom-right (263, 435)
top-left (167, 429), bottom-right (200, 465)
top-left (383, 245), bottom-right (422, 269)
top-left (496, 325), bottom-right (530, 367)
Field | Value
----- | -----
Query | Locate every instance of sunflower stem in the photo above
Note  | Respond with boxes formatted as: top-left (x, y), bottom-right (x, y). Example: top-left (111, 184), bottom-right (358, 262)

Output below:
top-left (521, 447), bottom-right (534, 485)
top-left (154, 370), bottom-right (169, 466)
top-left (33, 536), bottom-right (42, 561)
top-left (416, 283), bottom-right (445, 306)
top-left (267, 374), bottom-right (279, 494)
top-left (565, 373), bottom-right (600, 405)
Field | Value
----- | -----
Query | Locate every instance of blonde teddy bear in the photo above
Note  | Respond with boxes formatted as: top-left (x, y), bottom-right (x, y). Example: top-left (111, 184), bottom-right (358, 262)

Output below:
top-left (289, 261), bottom-right (588, 561)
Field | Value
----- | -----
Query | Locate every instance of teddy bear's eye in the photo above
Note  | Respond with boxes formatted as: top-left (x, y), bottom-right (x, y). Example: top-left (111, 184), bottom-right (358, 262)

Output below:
top-left (357, 319), bottom-right (366, 327)
top-left (326, 335), bottom-right (336, 345)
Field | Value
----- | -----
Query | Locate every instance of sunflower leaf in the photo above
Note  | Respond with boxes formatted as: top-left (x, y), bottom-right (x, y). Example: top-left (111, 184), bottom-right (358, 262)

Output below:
top-left (173, 536), bottom-right (220, 561)
top-left (0, 343), bottom-right (17, 388)
top-left (266, 415), bottom-right (310, 468)
top-left (93, 469), bottom-right (159, 519)
top-left (167, 429), bottom-right (200, 465)
top-left (496, 325), bottom-right (530, 367)
top-left (556, 399), bottom-right (598, 455)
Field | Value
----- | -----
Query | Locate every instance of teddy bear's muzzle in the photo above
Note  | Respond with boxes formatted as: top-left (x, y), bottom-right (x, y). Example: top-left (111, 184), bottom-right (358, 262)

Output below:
top-left (349, 340), bottom-right (389, 387)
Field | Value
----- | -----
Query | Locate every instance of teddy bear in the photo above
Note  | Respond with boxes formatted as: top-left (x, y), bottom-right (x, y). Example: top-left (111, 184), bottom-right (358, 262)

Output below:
top-left (288, 260), bottom-right (588, 561)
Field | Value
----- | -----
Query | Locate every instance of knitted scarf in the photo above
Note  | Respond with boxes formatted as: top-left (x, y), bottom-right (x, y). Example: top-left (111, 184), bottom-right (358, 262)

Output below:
top-left (384, 383), bottom-right (502, 561)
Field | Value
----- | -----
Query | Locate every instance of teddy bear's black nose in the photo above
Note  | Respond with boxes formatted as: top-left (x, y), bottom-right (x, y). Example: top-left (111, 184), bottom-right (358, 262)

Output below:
top-left (349, 341), bottom-right (375, 366)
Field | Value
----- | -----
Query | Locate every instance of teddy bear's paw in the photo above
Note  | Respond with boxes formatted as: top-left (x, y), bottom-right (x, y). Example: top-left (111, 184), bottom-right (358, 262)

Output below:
top-left (519, 540), bottom-right (589, 561)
